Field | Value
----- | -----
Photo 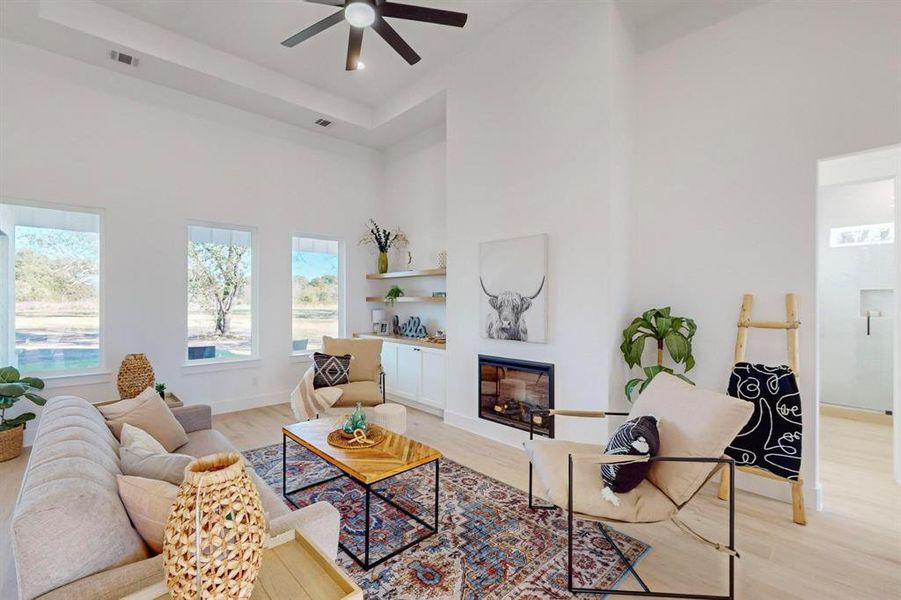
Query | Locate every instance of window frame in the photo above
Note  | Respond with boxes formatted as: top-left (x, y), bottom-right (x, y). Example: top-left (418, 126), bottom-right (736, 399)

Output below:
top-left (289, 233), bottom-right (346, 358)
top-left (183, 220), bottom-right (260, 367)
top-left (0, 197), bottom-right (107, 379)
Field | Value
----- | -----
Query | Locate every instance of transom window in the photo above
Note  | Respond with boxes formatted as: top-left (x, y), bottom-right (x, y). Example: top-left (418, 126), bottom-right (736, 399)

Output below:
top-left (0, 203), bottom-right (102, 374)
top-left (292, 236), bottom-right (342, 353)
top-left (187, 224), bottom-right (256, 361)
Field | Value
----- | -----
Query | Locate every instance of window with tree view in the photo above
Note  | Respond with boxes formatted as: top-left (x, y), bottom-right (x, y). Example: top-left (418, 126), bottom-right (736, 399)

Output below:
top-left (0, 204), bottom-right (101, 373)
top-left (187, 225), bottom-right (254, 361)
top-left (292, 237), bottom-right (341, 353)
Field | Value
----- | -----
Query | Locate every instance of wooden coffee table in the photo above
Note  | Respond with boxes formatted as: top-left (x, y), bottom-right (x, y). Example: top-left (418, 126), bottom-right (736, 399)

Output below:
top-left (282, 419), bottom-right (442, 570)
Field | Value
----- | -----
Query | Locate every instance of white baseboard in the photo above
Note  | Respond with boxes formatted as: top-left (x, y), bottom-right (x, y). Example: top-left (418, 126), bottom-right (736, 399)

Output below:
top-left (210, 390), bottom-right (289, 415)
top-left (443, 409), bottom-right (532, 449)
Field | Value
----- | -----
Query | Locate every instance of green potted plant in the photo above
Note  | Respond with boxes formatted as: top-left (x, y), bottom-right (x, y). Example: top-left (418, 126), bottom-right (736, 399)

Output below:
top-left (0, 367), bottom-right (47, 462)
top-left (359, 219), bottom-right (408, 274)
top-left (621, 307), bottom-right (696, 401)
top-left (155, 382), bottom-right (167, 400)
top-left (384, 285), bottom-right (404, 305)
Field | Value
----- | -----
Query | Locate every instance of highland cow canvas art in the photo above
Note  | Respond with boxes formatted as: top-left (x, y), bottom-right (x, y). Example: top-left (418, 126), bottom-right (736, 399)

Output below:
top-left (479, 234), bottom-right (548, 343)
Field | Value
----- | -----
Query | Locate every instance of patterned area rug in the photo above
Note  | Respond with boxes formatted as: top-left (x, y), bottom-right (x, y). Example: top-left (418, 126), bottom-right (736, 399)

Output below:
top-left (244, 442), bottom-right (650, 599)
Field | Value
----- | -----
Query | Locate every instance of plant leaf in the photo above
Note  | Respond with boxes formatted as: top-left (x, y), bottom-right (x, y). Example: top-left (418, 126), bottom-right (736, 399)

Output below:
top-left (664, 331), bottom-right (689, 363)
top-left (1, 412), bottom-right (35, 429)
top-left (684, 354), bottom-right (696, 372)
top-left (655, 316), bottom-right (672, 338)
top-left (0, 383), bottom-right (27, 398)
top-left (24, 393), bottom-right (47, 406)
top-left (0, 367), bottom-right (20, 384)
top-left (19, 377), bottom-right (45, 390)
top-left (675, 373), bottom-right (695, 385)
top-left (625, 378), bottom-right (643, 401)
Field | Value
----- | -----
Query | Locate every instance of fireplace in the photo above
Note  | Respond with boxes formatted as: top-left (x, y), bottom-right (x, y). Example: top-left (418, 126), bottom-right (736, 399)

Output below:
top-left (478, 355), bottom-right (554, 438)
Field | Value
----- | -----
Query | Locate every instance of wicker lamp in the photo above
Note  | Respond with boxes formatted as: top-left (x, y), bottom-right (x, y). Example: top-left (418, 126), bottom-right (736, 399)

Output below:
top-left (163, 453), bottom-right (266, 599)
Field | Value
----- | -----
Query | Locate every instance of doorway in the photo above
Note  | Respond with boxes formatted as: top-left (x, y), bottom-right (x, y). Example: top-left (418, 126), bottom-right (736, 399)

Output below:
top-left (817, 145), bottom-right (901, 517)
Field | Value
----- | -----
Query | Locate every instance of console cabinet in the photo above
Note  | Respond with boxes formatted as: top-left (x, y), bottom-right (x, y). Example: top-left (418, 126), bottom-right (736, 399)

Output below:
top-left (381, 341), bottom-right (446, 412)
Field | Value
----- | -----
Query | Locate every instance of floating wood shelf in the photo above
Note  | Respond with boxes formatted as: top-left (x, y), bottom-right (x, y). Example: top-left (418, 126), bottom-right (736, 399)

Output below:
top-left (365, 296), bottom-right (446, 304)
top-left (366, 268), bottom-right (446, 280)
top-left (354, 333), bottom-right (446, 350)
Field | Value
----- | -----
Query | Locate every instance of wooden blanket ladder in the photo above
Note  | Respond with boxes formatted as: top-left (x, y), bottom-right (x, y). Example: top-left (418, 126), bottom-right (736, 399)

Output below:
top-left (717, 293), bottom-right (807, 525)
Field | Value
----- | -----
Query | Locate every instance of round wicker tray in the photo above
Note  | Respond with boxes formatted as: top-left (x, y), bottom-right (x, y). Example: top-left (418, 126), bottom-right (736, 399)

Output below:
top-left (327, 424), bottom-right (386, 449)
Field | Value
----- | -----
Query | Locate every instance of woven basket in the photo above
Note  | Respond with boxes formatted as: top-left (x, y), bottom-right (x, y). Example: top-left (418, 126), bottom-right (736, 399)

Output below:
top-left (163, 453), bottom-right (266, 599)
top-left (0, 425), bottom-right (24, 462)
top-left (117, 353), bottom-right (155, 399)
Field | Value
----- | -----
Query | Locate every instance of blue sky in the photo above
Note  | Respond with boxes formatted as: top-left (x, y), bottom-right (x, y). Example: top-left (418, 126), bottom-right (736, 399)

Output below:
top-left (292, 250), bottom-right (338, 279)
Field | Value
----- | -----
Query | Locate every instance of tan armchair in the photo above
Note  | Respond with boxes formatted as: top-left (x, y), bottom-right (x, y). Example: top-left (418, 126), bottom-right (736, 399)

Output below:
top-left (524, 374), bottom-right (753, 599)
top-left (321, 336), bottom-right (386, 408)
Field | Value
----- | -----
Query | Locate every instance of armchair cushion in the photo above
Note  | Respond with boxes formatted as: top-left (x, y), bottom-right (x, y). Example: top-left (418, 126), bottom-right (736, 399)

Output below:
top-left (332, 381), bottom-right (383, 407)
top-left (323, 336), bottom-right (382, 382)
top-left (629, 374), bottom-right (754, 506)
top-left (525, 439), bottom-right (677, 523)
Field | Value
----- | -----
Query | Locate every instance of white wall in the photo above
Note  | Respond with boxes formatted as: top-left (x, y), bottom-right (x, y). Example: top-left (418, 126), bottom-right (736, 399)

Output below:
top-left (442, 1), bottom-right (633, 445)
top-left (379, 124), bottom-right (447, 334)
top-left (632, 0), bottom-right (901, 505)
top-left (0, 40), bottom-right (383, 444)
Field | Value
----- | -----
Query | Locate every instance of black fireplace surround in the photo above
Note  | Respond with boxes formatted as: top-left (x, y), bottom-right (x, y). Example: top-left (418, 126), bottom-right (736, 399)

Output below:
top-left (478, 355), bottom-right (554, 438)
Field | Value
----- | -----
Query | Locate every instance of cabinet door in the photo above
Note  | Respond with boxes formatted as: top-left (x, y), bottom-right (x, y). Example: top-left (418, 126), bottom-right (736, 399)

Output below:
top-left (394, 345), bottom-right (421, 401)
top-left (381, 342), bottom-right (398, 394)
top-left (419, 349), bottom-right (446, 409)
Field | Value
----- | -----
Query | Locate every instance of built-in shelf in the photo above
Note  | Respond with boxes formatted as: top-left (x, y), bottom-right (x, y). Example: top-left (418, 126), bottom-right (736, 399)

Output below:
top-left (366, 296), bottom-right (446, 304)
top-left (366, 268), bottom-right (446, 280)
top-left (353, 333), bottom-right (446, 350)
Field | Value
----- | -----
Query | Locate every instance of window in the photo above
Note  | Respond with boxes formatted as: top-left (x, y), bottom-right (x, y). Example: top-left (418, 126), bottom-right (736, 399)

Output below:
top-left (292, 237), bottom-right (342, 353)
top-left (187, 225), bottom-right (255, 361)
top-left (0, 203), bottom-right (101, 373)
top-left (829, 222), bottom-right (895, 247)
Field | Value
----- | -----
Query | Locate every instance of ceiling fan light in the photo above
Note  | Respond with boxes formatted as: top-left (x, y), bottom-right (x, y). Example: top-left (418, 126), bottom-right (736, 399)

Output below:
top-left (344, 2), bottom-right (376, 28)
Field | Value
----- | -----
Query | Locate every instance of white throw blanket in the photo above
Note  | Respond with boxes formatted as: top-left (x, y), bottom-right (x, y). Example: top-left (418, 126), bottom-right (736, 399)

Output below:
top-left (289, 366), bottom-right (344, 421)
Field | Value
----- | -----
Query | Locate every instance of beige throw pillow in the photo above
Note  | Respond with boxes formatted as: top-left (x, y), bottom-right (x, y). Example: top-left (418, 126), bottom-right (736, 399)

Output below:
top-left (628, 373), bottom-right (754, 506)
top-left (120, 423), bottom-right (167, 454)
top-left (100, 387), bottom-right (188, 452)
top-left (322, 336), bottom-right (382, 382)
top-left (120, 445), bottom-right (193, 485)
top-left (116, 475), bottom-right (178, 554)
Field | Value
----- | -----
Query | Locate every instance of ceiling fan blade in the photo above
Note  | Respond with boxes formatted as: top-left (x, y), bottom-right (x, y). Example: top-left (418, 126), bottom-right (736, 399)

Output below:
top-left (305, 0), bottom-right (345, 6)
top-left (346, 26), bottom-right (364, 70)
top-left (380, 2), bottom-right (468, 27)
top-left (281, 10), bottom-right (345, 47)
top-left (372, 16), bottom-right (421, 65)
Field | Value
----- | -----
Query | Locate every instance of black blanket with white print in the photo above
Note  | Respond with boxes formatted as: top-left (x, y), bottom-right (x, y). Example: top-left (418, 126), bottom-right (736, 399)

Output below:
top-left (726, 362), bottom-right (802, 480)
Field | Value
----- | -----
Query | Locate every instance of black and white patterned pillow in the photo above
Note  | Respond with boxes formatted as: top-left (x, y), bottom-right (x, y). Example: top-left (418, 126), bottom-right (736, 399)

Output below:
top-left (312, 352), bottom-right (352, 389)
top-left (601, 415), bottom-right (660, 495)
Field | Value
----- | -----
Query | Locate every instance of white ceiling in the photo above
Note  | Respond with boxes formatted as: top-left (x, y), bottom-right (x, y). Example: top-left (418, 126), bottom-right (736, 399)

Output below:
top-left (96, 0), bottom-right (525, 108)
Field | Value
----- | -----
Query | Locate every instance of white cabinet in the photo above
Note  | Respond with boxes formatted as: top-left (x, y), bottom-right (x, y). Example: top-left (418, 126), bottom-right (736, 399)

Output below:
top-left (380, 341), bottom-right (445, 412)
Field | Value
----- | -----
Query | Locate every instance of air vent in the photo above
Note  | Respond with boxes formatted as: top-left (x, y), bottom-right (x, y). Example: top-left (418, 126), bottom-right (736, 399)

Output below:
top-left (109, 50), bottom-right (139, 67)
top-left (314, 118), bottom-right (333, 128)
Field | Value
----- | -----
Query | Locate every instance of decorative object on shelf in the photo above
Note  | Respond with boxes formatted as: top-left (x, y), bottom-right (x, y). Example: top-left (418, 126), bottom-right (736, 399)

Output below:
top-left (378, 322), bottom-right (391, 335)
top-left (371, 309), bottom-right (386, 334)
top-left (154, 382), bottom-right (166, 400)
top-left (360, 219), bottom-right (408, 274)
top-left (164, 452), bottom-right (266, 599)
top-left (393, 314), bottom-right (401, 335)
top-left (432, 291), bottom-right (447, 298)
top-left (399, 316), bottom-right (428, 338)
top-left (407, 251), bottom-right (413, 268)
top-left (0, 367), bottom-right (47, 462)
top-left (437, 250), bottom-right (447, 269)
top-left (385, 285), bottom-right (405, 305)
top-left (480, 234), bottom-right (548, 343)
top-left (621, 307), bottom-right (696, 401)
top-left (117, 353), bottom-right (155, 399)
top-left (327, 423), bottom-right (386, 448)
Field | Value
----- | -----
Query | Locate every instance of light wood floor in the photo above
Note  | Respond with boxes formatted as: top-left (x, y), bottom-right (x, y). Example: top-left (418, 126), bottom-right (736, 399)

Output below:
top-left (2, 406), bottom-right (898, 599)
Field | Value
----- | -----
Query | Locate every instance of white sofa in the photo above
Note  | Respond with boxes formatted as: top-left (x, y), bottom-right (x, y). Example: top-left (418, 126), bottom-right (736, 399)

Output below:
top-left (6, 395), bottom-right (340, 600)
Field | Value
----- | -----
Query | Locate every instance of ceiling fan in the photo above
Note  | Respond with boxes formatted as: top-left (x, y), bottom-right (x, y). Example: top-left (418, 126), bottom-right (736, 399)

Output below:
top-left (281, 0), bottom-right (468, 70)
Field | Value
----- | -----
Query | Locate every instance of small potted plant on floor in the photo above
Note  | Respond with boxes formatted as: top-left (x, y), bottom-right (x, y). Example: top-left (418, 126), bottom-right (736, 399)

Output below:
top-left (0, 367), bottom-right (47, 462)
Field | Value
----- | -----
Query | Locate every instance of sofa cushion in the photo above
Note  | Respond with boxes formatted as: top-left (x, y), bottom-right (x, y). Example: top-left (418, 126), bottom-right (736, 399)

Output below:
top-left (99, 388), bottom-right (189, 452)
top-left (332, 380), bottom-right (383, 407)
top-left (120, 445), bottom-right (193, 485)
top-left (628, 374), bottom-right (754, 506)
top-left (11, 396), bottom-right (149, 600)
top-left (175, 428), bottom-right (239, 458)
top-left (323, 336), bottom-right (382, 382)
top-left (116, 475), bottom-right (178, 554)
top-left (121, 423), bottom-right (167, 454)
top-left (524, 439), bottom-right (677, 523)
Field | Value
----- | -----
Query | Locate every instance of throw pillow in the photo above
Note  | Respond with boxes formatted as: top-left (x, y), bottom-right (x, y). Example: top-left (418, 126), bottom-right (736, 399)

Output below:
top-left (312, 352), bottom-right (352, 389)
top-left (602, 415), bottom-right (660, 496)
top-left (116, 475), bottom-right (178, 554)
top-left (322, 336), bottom-right (382, 382)
top-left (99, 387), bottom-right (189, 452)
top-left (120, 445), bottom-right (193, 486)
top-left (120, 422), bottom-right (167, 455)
